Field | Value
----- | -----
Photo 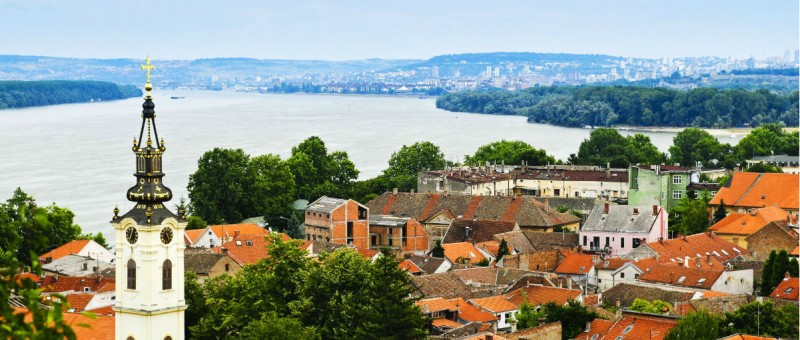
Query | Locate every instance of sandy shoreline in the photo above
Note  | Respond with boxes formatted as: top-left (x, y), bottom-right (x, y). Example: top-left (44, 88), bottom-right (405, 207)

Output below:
top-left (612, 125), bottom-right (756, 137)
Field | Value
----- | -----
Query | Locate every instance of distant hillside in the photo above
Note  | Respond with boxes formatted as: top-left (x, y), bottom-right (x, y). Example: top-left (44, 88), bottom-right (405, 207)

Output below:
top-left (0, 55), bottom-right (422, 86)
top-left (0, 80), bottom-right (141, 109)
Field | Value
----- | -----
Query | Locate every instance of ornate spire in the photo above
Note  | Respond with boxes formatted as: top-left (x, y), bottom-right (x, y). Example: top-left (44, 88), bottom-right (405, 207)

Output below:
top-left (118, 57), bottom-right (180, 224)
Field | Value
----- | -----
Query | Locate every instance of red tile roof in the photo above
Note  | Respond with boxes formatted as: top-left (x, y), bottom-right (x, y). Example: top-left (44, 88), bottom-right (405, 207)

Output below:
top-left (710, 206), bottom-right (793, 236)
top-left (442, 242), bottom-right (487, 264)
top-left (185, 229), bottom-right (205, 245)
top-left (595, 258), bottom-right (630, 270)
top-left (14, 273), bottom-right (42, 284)
top-left (638, 264), bottom-right (723, 289)
top-left (449, 297), bottom-right (498, 323)
top-left (65, 294), bottom-right (94, 312)
top-left (602, 312), bottom-right (678, 340)
top-left (209, 223), bottom-right (268, 239)
top-left (220, 233), bottom-right (290, 266)
top-left (399, 259), bottom-right (422, 274)
top-left (792, 246), bottom-right (799, 257)
top-left (555, 253), bottom-right (594, 275)
top-left (583, 318), bottom-right (615, 340)
top-left (416, 297), bottom-right (459, 313)
top-left (39, 240), bottom-right (91, 261)
top-left (469, 294), bottom-right (519, 313)
top-left (719, 334), bottom-right (779, 340)
top-left (85, 305), bottom-right (115, 316)
top-left (355, 247), bottom-right (379, 260)
top-left (432, 318), bottom-right (462, 329)
top-left (710, 173), bottom-right (799, 210)
top-left (639, 233), bottom-right (746, 263)
top-left (13, 307), bottom-right (115, 340)
top-left (769, 275), bottom-right (799, 300)
top-left (505, 285), bottom-right (582, 307)
top-left (40, 276), bottom-right (115, 294)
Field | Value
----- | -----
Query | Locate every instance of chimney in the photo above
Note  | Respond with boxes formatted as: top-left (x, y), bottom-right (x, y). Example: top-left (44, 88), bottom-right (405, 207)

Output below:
top-left (544, 197), bottom-right (550, 211)
top-left (585, 321), bottom-right (592, 333)
top-left (465, 226), bottom-right (470, 241)
top-left (392, 188), bottom-right (398, 195)
top-left (606, 162), bottom-right (611, 178)
top-left (221, 247), bottom-right (228, 255)
top-left (706, 254), bottom-right (712, 265)
top-left (633, 208), bottom-right (639, 215)
top-left (684, 256), bottom-right (690, 268)
top-left (786, 272), bottom-right (791, 280)
top-left (653, 205), bottom-right (658, 216)
top-left (234, 230), bottom-right (240, 238)
top-left (410, 189), bottom-right (415, 194)
top-left (604, 203), bottom-right (610, 214)
top-left (485, 335), bottom-right (493, 340)
top-left (568, 279), bottom-right (573, 290)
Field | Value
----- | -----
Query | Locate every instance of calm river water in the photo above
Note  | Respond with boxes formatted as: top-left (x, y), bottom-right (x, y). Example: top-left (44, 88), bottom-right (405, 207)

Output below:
top-left (0, 91), bottom-right (743, 240)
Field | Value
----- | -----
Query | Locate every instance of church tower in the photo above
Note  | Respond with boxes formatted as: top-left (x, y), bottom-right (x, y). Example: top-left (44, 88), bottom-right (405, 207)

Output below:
top-left (112, 57), bottom-right (187, 340)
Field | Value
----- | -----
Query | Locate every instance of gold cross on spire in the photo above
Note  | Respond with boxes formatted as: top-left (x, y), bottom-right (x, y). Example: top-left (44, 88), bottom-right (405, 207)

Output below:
top-left (141, 56), bottom-right (155, 84)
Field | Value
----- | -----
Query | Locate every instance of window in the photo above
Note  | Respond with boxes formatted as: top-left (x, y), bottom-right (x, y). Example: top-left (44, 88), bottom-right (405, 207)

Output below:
top-left (162, 259), bottom-right (172, 290)
top-left (785, 287), bottom-right (793, 294)
top-left (673, 190), bottom-right (682, 199)
top-left (696, 278), bottom-right (706, 286)
top-left (605, 237), bottom-right (610, 247)
top-left (660, 192), bottom-right (666, 200)
top-left (633, 238), bottom-right (640, 248)
top-left (82, 263), bottom-right (88, 270)
top-left (677, 276), bottom-right (686, 284)
top-left (623, 324), bottom-right (633, 334)
top-left (583, 236), bottom-right (587, 246)
top-left (620, 238), bottom-right (625, 248)
top-left (245, 240), bottom-right (253, 246)
top-left (635, 274), bottom-right (640, 279)
top-left (621, 272), bottom-right (625, 279)
top-left (127, 259), bottom-right (136, 290)
top-left (225, 263), bottom-right (230, 272)
top-left (165, 337), bottom-right (172, 340)
top-left (672, 175), bottom-right (682, 184)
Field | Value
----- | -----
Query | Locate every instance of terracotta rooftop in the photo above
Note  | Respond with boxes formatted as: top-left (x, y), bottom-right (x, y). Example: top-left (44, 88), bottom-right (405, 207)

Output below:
top-left (595, 258), bottom-right (630, 271)
top-left (475, 240), bottom-right (514, 258)
top-left (443, 219), bottom-right (518, 244)
top-left (39, 240), bottom-right (92, 261)
top-left (555, 253), bottom-right (595, 275)
top-left (602, 283), bottom-right (695, 308)
top-left (65, 294), bottom-right (95, 312)
top-left (184, 247), bottom-right (224, 275)
top-left (461, 332), bottom-right (507, 340)
top-left (365, 192), bottom-right (580, 229)
top-left (469, 294), bottom-right (519, 313)
top-left (601, 311), bottom-right (678, 340)
top-left (219, 233), bottom-right (290, 266)
top-left (416, 297), bottom-right (459, 313)
top-left (432, 318), bottom-right (462, 329)
top-left (407, 255), bottom-right (448, 274)
top-left (454, 267), bottom-right (531, 287)
top-left (12, 307), bottom-right (115, 340)
top-left (505, 285), bottom-right (582, 306)
top-left (638, 264), bottom-right (723, 289)
top-left (85, 305), bottom-right (115, 316)
top-left (792, 246), bottom-right (799, 257)
top-left (399, 259), bottom-right (423, 274)
top-left (40, 276), bottom-right (115, 294)
top-left (448, 297), bottom-right (498, 323)
top-left (769, 274), bottom-right (799, 300)
top-left (411, 271), bottom-right (474, 299)
top-left (632, 232), bottom-right (747, 263)
top-left (709, 172), bottom-right (799, 210)
top-left (582, 318), bottom-right (615, 340)
top-left (719, 334), bottom-right (779, 340)
top-left (442, 242), bottom-right (487, 264)
top-left (710, 206), bottom-right (793, 236)
top-left (185, 229), bottom-right (205, 245)
top-left (209, 223), bottom-right (268, 239)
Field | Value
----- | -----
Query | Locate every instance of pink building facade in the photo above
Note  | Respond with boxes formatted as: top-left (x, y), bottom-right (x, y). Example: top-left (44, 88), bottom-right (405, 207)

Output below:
top-left (579, 203), bottom-right (668, 257)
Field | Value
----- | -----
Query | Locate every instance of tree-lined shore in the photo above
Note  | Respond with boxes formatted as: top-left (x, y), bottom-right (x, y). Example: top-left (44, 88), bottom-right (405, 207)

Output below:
top-left (0, 80), bottom-right (141, 109)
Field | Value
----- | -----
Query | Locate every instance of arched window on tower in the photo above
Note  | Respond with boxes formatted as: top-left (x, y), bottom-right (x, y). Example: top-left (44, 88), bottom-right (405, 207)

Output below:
top-left (127, 259), bottom-right (136, 289)
top-left (137, 156), bottom-right (145, 173)
top-left (162, 259), bottom-right (172, 290)
top-left (153, 155), bottom-right (161, 172)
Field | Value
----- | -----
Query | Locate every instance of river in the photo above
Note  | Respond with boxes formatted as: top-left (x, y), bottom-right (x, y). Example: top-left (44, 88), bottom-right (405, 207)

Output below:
top-left (0, 91), bottom-right (743, 240)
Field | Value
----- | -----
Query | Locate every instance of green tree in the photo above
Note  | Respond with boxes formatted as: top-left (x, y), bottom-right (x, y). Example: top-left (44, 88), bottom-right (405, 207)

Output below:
top-left (183, 271), bottom-right (208, 339)
top-left (465, 140), bottom-right (556, 166)
top-left (186, 215), bottom-right (208, 230)
top-left (0, 260), bottom-right (78, 339)
top-left (287, 136), bottom-right (359, 201)
top-left (713, 200), bottom-right (728, 224)
top-left (248, 154), bottom-right (296, 231)
top-left (624, 134), bottom-right (667, 165)
top-left (669, 197), bottom-right (710, 236)
top-left (761, 250), bottom-right (777, 295)
top-left (513, 292), bottom-right (545, 330)
top-left (570, 128), bottom-right (629, 167)
top-left (723, 300), bottom-right (799, 338)
top-left (541, 299), bottom-right (598, 340)
top-left (668, 128), bottom-right (730, 168)
top-left (430, 239), bottom-right (445, 258)
top-left (665, 309), bottom-right (723, 340)
top-left (188, 148), bottom-right (252, 224)
top-left (354, 249), bottom-right (428, 339)
top-left (238, 312), bottom-right (320, 340)
top-left (497, 239), bottom-right (510, 261)
top-left (745, 162), bottom-right (783, 173)
top-left (384, 141), bottom-right (446, 192)
top-left (768, 249), bottom-right (791, 294)
top-left (629, 298), bottom-right (672, 314)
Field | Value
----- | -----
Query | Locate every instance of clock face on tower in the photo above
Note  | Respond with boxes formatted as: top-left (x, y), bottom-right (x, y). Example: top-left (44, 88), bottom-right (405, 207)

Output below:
top-left (126, 227), bottom-right (138, 244)
top-left (160, 227), bottom-right (173, 244)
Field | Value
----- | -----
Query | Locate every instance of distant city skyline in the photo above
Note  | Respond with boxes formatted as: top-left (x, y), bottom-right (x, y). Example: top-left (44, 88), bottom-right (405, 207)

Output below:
top-left (1, 1), bottom-right (797, 61)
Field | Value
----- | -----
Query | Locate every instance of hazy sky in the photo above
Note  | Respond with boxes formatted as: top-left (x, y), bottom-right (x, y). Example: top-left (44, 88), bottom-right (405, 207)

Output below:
top-left (2, 1), bottom-right (797, 60)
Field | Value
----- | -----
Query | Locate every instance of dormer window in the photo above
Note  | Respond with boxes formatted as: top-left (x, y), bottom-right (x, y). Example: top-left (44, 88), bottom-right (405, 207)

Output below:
top-left (677, 276), bottom-right (686, 283)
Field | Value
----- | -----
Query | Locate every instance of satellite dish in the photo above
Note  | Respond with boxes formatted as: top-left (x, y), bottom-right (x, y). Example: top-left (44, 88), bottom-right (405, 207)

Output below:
top-left (292, 199), bottom-right (309, 211)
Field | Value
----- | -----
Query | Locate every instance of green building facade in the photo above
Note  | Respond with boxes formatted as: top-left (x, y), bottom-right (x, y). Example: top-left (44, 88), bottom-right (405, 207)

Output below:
top-left (628, 165), bottom-right (697, 211)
